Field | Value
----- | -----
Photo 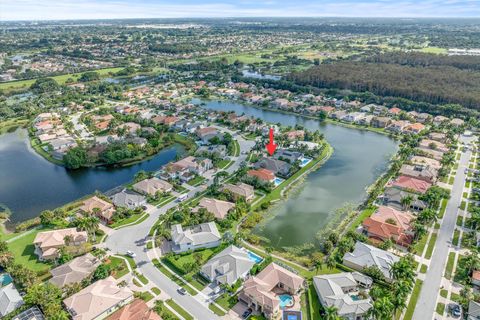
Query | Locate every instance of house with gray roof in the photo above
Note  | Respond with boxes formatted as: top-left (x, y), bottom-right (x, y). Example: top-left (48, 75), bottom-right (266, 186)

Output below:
top-left (313, 272), bottom-right (372, 320)
top-left (110, 189), bottom-right (147, 209)
top-left (196, 144), bottom-right (227, 158)
top-left (12, 306), bottom-right (45, 320)
top-left (49, 253), bottom-right (100, 288)
top-left (380, 187), bottom-right (427, 212)
top-left (254, 157), bottom-right (291, 177)
top-left (469, 300), bottom-right (480, 320)
top-left (0, 283), bottom-right (24, 317)
top-left (274, 149), bottom-right (303, 164)
top-left (343, 242), bottom-right (400, 282)
top-left (171, 222), bottom-right (221, 253)
top-left (200, 245), bottom-right (255, 285)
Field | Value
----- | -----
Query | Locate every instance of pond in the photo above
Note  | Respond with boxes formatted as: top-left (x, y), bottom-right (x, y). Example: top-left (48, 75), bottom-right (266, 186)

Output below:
top-left (196, 99), bottom-right (399, 247)
top-left (0, 128), bottom-right (184, 223)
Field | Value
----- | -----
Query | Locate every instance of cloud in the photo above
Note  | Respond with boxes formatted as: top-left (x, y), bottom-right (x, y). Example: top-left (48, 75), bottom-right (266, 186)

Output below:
top-left (1, 0), bottom-right (479, 20)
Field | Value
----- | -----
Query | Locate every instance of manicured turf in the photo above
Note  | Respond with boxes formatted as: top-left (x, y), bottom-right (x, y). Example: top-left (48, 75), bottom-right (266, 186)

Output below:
top-left (412, 231), bottom-right (429, 255)
top-left (436, 302), bottom-right (445, 315)
top-left (209, 303), bottom-right (226, 316)
top-left (166, 299), bottom-right (193, 320)
top-left (152, 287), bottom-right (161, 295)
top-left (425, 233), bottom-right (438, 259)
top-left (7, 227), bottom-right (51, 272)
top-left (107, 256), bottom-right (130, 279)
top-left (152, 259), bottom-right (197, 295)
top-left (215, 293), bottom-right (238, 311)
top-left (452, 229), bottom-right (460, 246)
top-left (186, 176), bottom-right (206, 186)
top-left (440, 289), bottom-right (448, 298)
top-left (111, 213), bottom-right (149, 229)
top-left (420, 264), bottom-right (428, 274)
top-left (444, 252), bottom-right (456, 280)
top-left (403, 279), bottom-right (423, 320)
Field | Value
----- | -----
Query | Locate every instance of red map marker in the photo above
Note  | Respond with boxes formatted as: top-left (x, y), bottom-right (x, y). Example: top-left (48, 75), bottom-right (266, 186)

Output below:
top-left (266, 127), bottom-right (277, 156)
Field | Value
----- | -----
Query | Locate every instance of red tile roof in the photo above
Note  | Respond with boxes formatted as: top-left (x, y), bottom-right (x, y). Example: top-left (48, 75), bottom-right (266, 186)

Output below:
top-left (247, 168), bottom-right (275, 182)
top-left (389, 175), bottom-right (432, 194)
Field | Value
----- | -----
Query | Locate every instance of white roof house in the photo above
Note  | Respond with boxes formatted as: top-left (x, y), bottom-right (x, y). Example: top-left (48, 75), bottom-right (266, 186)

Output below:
top-left (0, 283), bottom-right (24, 317)
top-left (343, 242), bottom-right (400, 281)
top-left (171, 222), bottom-right (221, 253)
top-left (313, 272), bottom-right (372, 319)
top-left (200, 245), bottom-right (255, 285)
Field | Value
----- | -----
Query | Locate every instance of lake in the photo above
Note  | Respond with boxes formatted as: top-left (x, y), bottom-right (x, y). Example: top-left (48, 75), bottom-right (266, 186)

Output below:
top-left (196, 99), bottom-right (399, 247)
top-left (0, 128), bottom-right (184, 223)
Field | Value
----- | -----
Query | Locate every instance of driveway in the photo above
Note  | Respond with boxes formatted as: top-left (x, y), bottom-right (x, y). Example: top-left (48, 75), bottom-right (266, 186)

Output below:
top-left (413, 133), bottom-right (476, 320)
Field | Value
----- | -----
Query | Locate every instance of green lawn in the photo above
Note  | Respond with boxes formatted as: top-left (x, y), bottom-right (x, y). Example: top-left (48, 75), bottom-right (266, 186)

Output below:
top-left (448, 176), bottom-right (455, 185)
top-left (456, 215), bottom-right (464, 227)
top-left (217, 159), bottom-right (233, 169)
top-left (307, 282), bottom-right (322, 320)
top-left (425, 233), bottom-right (438, 259)
top-left (120, 255), bottom-right (137, 269)
top-left (403, 279), bottom-right (423, 320)
top-left (110, 213), bottom-right (149, 229)
top-left (452, 229), bottom-right (460, 246)
top-left (107, 256), bottom-right (130, 279)
top-left (165, 299), bottom-right (194, 320)
top-left (137, 273), bottom-right (149, 285)
top-left (152, 287), bottom-right (161, 295)
top-left (420, 47), bottom-right (447, 54)
top-left (215, 293), bottom-right (238, 311)
top-left (420, 264), bottom-right (428, 274)
top-left (460, 201), bottom-right (466, 210)
top-left (440, 289), bottom-right (448, 298)
top-left (187, 176), bottom-right (206, 186)
top-left (436, 302), bottom-right (445, 315)
top-left (438, 199), bottom-right (448, 219)
top-left (209, 303), bottom-right (226, 316)
top-left (7, 227), bottom-right (51, 272)
top-left (349, 207), bottom-right (377, 233)
top-left (444, 252), bottom-right (456, 280)
top-left (412, 231), bottom-right (429, 255)
top-left (152, 259), bottom-right (197, 295)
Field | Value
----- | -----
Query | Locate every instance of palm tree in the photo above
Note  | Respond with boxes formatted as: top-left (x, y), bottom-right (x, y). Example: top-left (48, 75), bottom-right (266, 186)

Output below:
top-left (369, 296), bottom-right (394, 320)
top-left (390, 256), bottom-right (416, 284)
top-left (400, 195), bottom-right (414, 211)
top-left (323, 305), bottom-right (342, 320)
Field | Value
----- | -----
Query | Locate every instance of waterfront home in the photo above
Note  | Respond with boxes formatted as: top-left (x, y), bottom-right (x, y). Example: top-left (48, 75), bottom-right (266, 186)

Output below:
top-left (386, 120), bottom-right (410, 133)
top-left (247, 168), bottom-right (276, 184)
top-left (0, 283), bottom-right (24, 317)
top-left (116, 122), bottom-right (141, 136)
top-left (50, 253), bottom-right (99, 288)
top-left (313, 273), bottom-right (372, 320)
top-left (34, 228), bottom-right (88, 261)
top-left (171, 222), bottom-right (221, 253)
top-left (195, 197), bottom-right (235, 220)
top-left (362, 206), bottom-right (414, 247)
top-left (388, 175), bottom-right (432, 194)
top-left (357, 114), bottom-right (374, 126)
top-left (200, 245), bottom-right (255, 286)
top-left (419, 139), bottom-right (449, 153)
top-left (12, 306), bottom-right (45, 320)
top-left (166, 156), bottom-right (213, 176)
top-left (80, 195), bottom-right (116, 224)
top-left (433, 115), bottom-right (449, 126)
top-left (110, 189), bottom-right (147, 209)
top-left (450, 118), bottom-right (465, 127)
top-left (222, 182), bottom-right (255, 202)
top-left (274, 149), bottom-right (303, 164)
top-left (410, 156), bottom-right (442, 170)
top-left (132, 177), bottom-right (173, 196)
top-left (107, 299), bottom-right (161, 320)
top-left (285, 130), bottom-right (305, 141)
top-left (196, 127), bottom-right (222, 144)
top-left (196, 144), bottom-right (227, 158)
top-left (49, 137), bottom-right (77, 151)
top-left (381, 187), bottom-right (427, 212)
top-left (238, 263), bottom-right (304, 319)
top-left (342, 112), bottom-right (366, 123)
top-left (343, 242), bottom-right (400, 282)
top-left (403, 122), bottom-right (425, 134)
top-left (63, 276), bottom-right (133, 320)
top-left (371, 116), bottom-right (391, 128)
top-left (35, 112), bottom-right (60, 123)
top-left (330, 110), bottom-right (347, 120)
top-left (399, 164), bottom-right (438, 184)
top-left (254, 157), bottom-right (291, 177)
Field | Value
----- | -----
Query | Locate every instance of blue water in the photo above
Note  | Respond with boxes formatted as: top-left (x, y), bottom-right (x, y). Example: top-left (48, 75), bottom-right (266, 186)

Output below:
top-left (351, 295), bottom-right (360, 301)
top-left (279, 294), bottom-right (294, 308)
top-left (0, 273), bottom-right (13, 287)
top-left (299, 157), bottom-right (312, 167)
top-left (247, 251), bottom-right (263, 264)
top-left (274, 177), bottom-right (284, 186)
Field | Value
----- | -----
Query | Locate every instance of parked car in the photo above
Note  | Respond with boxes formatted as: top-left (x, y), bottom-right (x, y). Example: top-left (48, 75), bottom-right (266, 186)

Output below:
top-left (177, 287), bottom-right (187, 295)
top-left (242, 308), bottom-right (252, 319)
top-left (126, 250), bottom-right (136, 258)
top-left (449, 303), bottom-right (461, 318)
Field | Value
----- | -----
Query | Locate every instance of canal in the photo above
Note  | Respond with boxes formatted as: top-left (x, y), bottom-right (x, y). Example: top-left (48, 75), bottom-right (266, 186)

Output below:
top-left (0, 128), bottom-right (184, 223)
top-left (196, 99), bottom-right (399, 247)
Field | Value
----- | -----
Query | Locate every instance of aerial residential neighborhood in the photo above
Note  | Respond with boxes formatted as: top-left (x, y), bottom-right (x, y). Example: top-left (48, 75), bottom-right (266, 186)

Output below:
top-left (1, 2), bottom-right (480, 320)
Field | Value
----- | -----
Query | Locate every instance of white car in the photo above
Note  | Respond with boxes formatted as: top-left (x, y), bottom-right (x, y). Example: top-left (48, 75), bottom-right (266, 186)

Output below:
top-left (126, 250), bottom-right (136, 258)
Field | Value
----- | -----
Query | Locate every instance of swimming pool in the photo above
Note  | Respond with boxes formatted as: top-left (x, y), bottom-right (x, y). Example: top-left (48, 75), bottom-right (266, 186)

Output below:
top-left (274, 177), bottom-right (284, 187)
top-left (247, 251), bottom-right (264, 264)
top-left (299, 157), bottom-right (312, 168)
top-left (278, 294), bottom-right (294, 308)
top-left (0, 273), bottom-right (13, 287)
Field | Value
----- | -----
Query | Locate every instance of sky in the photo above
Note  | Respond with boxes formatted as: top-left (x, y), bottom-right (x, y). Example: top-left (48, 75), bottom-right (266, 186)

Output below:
top-left (1, 0), bottom-right (480, 21)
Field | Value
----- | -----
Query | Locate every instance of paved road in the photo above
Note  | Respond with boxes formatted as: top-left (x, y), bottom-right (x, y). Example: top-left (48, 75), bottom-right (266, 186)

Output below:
top-left (105, 129), bottom-right (254, 320)
top-left (413, 134), bottom-right (475, 320)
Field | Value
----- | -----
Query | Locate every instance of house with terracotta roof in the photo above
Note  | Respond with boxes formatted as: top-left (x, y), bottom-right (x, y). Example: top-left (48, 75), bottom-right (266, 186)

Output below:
top-left (80, 196), bottom-right (116, 224)
top-left (285, 130), bottom-right (305, 141)
top-left (472, 270), bottom-right (480, 292)
top-left (50, 253), bottom-right (100, 288)
top-left (63, 276), bottom-right (133, 320)
top-left (195, 197), bottom-right (235, 220)
top-left (399, 164), bottom-right (438, 184)
top-left (132, 177), bottom-right (173, 196)
top-left (247, 168), bottom-right (276, 184)
top-left (362, 206), bottom-right (415, 247)
top-left (386, 120), bottom-right (410, 133)
top-left (34, 228), bottom-right (88, 261)
top-left (107, 299), bottom-right (160, 320)
top-left (196, 127), bottom-right (222, 143)
top-left (403, 122), bottom-right (425, 134)
top-left (238, 263), bottom-right (304, 319)
top-left (222, 183), bottom-right (255, 201)
top-left (388, 175), bottom-right (432, 194)
top-left (388, 107), bottom-right (402, 115)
